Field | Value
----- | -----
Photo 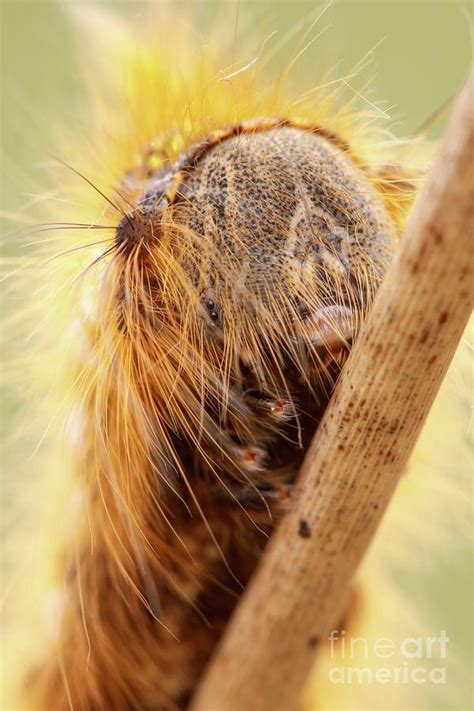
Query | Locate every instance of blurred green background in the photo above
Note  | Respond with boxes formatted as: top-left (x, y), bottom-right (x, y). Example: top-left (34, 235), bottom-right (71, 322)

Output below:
top-left (2, 0), bottom-right (472, 215)
top-left (1, 1), bottom-right (472, 710)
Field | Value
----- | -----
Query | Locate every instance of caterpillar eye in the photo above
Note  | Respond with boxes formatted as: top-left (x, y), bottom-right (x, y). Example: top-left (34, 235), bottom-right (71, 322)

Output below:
top-left (200, 293), bottom-right (222, 330)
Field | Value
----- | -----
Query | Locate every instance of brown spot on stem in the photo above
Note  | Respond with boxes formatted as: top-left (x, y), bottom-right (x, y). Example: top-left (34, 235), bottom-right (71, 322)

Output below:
top-left (430, 223), bottom-right (444, 244)
top-left (298, 520), bottom-right (311, 539)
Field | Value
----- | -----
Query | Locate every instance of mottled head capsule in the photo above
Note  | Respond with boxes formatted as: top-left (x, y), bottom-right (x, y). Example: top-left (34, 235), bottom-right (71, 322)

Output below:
top-left (127, 119), bottom-right (397, 355)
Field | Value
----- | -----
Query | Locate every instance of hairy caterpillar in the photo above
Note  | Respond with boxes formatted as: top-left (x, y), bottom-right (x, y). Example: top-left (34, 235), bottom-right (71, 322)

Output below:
top-left (2, 4), bottom-right (471, 711)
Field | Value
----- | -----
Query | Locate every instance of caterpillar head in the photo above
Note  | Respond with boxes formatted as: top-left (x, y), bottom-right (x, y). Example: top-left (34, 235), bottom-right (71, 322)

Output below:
top-left (103, 119), bottom-right (398, 485)
top-left (115, 120), bottom-right (395, 374)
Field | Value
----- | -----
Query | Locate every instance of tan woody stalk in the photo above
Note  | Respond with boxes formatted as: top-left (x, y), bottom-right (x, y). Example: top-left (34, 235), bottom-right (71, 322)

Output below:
top-left (190, 70), bottom-right (474, 711)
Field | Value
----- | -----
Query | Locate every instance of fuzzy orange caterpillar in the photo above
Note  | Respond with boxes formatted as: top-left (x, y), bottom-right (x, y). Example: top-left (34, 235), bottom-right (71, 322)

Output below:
top-left (10, 8), bottom-right (423, 711)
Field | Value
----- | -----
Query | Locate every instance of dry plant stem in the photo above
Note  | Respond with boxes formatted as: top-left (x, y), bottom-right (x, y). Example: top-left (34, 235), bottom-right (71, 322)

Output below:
top-left (190, 71), bottom-right (474, 711)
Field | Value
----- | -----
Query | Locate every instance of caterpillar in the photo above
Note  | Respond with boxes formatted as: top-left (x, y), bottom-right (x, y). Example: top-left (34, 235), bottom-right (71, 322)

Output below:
top-left (2, 3), bottom-right (471, 711)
